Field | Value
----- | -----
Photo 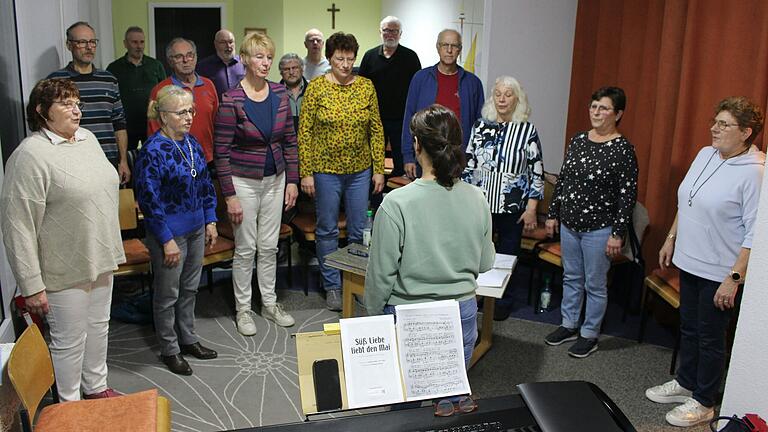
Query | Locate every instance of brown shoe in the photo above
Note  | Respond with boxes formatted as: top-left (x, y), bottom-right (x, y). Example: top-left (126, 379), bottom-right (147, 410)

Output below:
top-left (180, 342), bottom-right (218, 359)
top-left (83, 388), bottom-right (123, 399)
top-left (161, 354), bottom-right (193, 375)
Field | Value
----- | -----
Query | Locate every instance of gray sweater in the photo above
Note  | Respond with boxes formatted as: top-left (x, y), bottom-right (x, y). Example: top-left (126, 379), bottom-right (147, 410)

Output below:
top-left (1, 129), bottom-right (125, 297)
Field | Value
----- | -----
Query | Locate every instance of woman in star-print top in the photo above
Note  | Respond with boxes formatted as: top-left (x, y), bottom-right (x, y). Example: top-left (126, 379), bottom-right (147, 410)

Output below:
top-left (543, 86), bottom-right (638, 358)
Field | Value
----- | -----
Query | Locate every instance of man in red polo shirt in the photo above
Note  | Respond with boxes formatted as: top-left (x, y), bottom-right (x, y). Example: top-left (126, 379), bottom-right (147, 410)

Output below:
top-left (148, 37), bottom-right (218, 167)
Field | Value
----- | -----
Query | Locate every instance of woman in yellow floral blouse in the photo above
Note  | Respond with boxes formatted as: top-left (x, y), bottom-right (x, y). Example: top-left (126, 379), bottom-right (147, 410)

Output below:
top-left (298, 31), bottom-right (385, 311)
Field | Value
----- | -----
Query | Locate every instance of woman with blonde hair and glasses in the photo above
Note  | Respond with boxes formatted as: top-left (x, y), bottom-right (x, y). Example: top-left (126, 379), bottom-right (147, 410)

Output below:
top-left (135, 84), bottom-right (219, 375)
top-left (462, 75), bottom-right (544, 320)
top-left (214, 32), bottom-right (299, 335)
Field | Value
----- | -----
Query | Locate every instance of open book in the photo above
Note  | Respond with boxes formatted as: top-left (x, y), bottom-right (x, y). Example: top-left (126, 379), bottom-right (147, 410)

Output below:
top-left (475, 253), bottom-right (517, 298)
top-left (339, 300), bottom-right (471, 409)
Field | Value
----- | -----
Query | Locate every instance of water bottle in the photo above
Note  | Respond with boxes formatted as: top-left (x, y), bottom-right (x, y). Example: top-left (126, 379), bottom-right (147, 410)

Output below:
top-left (539, 275), bottom-right (552, 313)
top-left (362, 210), bottom-right (374, 247)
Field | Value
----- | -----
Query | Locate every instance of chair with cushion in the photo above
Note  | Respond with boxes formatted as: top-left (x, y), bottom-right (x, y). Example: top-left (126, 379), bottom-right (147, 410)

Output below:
top-left (638, 267), bottom-right (681, 374)
top-left (290, 200), bottom-right (347, 295)
top-left (115, 189), bottom-right (151, 289)
top-left (8, 324), bottom-right (171, 432)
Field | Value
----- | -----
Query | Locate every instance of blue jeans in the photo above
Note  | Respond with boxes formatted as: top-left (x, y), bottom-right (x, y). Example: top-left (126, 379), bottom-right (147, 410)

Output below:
top-left (384, 298), bottom-right (478, 370)
top-left (559, 224), bottom-right (611, 339)
top-left (314, 168), bottom-right (371, 291)
top-left (676, 270), bottom-right (734, 408)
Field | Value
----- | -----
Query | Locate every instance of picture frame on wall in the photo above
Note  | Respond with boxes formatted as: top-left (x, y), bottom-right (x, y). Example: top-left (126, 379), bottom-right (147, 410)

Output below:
top-left (244, 28), bottom-right (267, 37)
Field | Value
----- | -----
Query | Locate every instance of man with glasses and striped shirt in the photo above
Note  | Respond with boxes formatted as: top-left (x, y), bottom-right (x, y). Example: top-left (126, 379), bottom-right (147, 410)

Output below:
top-left (48, 21), bottom-right (131, 184)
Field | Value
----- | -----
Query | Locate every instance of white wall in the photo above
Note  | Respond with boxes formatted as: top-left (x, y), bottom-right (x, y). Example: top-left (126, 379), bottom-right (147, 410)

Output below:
top-left (381, 0), bottom-right (485, 86)
top-left (481, 0), bottom-right (577, 173)
top-left (15, 0), bottom-right (113, 111)
top-left (720, 162), bottom-right (768, 418)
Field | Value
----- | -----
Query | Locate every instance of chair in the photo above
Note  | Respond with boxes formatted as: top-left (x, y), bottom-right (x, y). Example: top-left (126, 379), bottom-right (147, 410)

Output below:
top-left (638, 268), bottom-right (681, 375)
top-left (115, 189), bottom-right (151, 288)
top-left (7, 324), bottom-right (171, 432)
top-left (519, 176), bottom-right (557, 304)
top-left (290, 200), bottom-right (347, 295)
top-left (386, 175), bottom-right (411, 190)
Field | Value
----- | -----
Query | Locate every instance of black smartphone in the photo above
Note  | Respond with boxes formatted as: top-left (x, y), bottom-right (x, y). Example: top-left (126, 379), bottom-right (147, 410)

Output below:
top-left (312, 359), bottom-right (342, 412)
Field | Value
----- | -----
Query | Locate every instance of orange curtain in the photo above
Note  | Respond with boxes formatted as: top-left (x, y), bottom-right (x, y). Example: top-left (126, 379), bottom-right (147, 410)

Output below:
top-left (566, 0), bottom-right (768, 269)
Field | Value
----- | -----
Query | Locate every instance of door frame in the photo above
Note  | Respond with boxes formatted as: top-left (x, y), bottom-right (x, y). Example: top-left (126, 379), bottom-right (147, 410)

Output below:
top-left (147, 2), bottom-right (226, 58)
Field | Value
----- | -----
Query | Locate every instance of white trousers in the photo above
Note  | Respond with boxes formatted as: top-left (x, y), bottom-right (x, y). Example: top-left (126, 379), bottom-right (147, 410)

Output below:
top-left (232, 172), bottom-right (285, 311)
top-left (45, 272), bottom-right (113, 401)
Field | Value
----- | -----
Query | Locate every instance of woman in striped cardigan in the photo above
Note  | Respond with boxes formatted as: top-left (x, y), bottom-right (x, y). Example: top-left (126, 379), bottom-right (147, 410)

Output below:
top-left (461, 75), bottom-right (545, 320)
top-left (214, 32), bottom-right (299, 335)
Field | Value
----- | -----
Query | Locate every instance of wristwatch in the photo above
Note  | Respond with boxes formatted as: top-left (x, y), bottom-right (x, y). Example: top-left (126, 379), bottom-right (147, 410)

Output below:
top-left (730, 270), bottom-right (743, 282)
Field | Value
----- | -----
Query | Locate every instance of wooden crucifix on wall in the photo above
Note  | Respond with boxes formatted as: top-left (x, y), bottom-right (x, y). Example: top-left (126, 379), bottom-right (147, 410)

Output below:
top-left (327, 3), bottom-right (341, 29)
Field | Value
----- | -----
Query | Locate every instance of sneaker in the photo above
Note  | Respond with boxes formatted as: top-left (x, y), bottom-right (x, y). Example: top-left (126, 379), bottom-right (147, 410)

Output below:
top-left (326, 289), bottom-right (342, 311)
top-left (567, 336), bottom-right (598, 358)
top-left (236, 310), bottom-right (257, 336)
top-left (83, 388), bottom-right (123, 399)
top-left (262, 303), bottom-right (295, 327)
top-left (646, 379), bottom-right (692, 404)
top-left (544, 326), bottom-right (578, 346)
top-left (665, 398), bottom-right (714, 427)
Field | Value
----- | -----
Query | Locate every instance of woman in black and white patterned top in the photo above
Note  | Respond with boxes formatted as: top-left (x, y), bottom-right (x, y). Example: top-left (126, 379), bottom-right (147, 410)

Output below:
top-left (462, 75), bottom-right (544, 320)
top-left (543, 86), bottom-right (638, 358)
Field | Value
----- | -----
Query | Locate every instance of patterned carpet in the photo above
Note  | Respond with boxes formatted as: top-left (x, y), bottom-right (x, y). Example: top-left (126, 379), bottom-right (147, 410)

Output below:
top-left (106, 288), bottom-right (339, 432)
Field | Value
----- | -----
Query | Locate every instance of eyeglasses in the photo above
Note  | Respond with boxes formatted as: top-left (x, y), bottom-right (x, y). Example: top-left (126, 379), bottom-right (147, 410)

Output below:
top-left (280, 66), bottom-right (301, 73)
top-left (68, 39), bottom-right (99, 48)
top-left (710, 119), bottom-right (740, 131)
top-left (170, 52), bottom-right (196, 62)
top-left (161, 108), bottom-right (196, 117)
top-left (307, 38), bottom-right (323, 44)
top-left (381, 28), bottom-right (400, 34)
top-left (54, 100), bottom-right (84, 112)
top-left (433, 396), bottom-right (478, 417)
top-left (438, 42), bottom-right (462, 51)
top-left (589, 103), bottom-right (614, 114)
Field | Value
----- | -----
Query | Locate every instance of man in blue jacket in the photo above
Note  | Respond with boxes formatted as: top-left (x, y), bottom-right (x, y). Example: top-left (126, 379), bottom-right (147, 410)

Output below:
top-left (401, 29), bottom-right (484, 179)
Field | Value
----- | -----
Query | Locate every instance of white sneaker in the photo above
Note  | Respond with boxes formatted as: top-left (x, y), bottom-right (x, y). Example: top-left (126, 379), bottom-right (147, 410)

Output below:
top-left (261, 303), bottom-right (295, 327)
top-left (665, 398), bottom-right (714, 427)
top-left (646, 379), bottom-right (692, 404)
top-left (236, 310), bottom-right (257, 336)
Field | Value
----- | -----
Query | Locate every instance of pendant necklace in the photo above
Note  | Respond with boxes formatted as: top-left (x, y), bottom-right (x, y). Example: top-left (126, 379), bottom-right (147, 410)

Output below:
top-left (688, 146), bottom-right (748, 206)
top-left (169, 132), bottom-right (197, 178)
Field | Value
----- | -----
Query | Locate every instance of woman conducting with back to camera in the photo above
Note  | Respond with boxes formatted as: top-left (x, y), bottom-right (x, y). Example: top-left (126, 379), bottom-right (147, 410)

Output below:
top-left (365, 104), bottom-right (496, 369)
top-left (1, 78), bottom-right (124, 400)
top-left (645, 96), bottom-right (764, 428)
top-left (462, 75), bottom-right (544, 321)
top-left (544, 86), bottom-right (638, 359)
top-left (135, 84), bottom-right (219, 375)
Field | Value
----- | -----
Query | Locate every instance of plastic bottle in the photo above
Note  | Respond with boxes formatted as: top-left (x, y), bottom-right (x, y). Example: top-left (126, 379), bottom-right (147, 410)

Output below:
top-left (362, 210), bottom-right (374, 247)
top-left (539, 275), bottom-right (552, 313)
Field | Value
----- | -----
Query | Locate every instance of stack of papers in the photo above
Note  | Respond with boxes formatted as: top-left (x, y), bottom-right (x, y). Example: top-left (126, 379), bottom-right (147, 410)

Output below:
top-left (476, 253), bottom-right (517, 298)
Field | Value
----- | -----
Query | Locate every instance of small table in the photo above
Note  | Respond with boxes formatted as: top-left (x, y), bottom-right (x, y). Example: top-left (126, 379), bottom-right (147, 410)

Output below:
top-left (324, 244), bottom-right (498, 368)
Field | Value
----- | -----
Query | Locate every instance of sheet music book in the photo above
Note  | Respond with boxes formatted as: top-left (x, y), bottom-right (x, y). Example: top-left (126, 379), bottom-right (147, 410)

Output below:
top-left (339, 300), bottom-right (471, 408)
top-left (476, 253), bottom-right (517, 298)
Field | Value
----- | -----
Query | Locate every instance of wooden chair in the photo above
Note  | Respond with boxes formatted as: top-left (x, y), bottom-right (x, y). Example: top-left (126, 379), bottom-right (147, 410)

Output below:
top-left (290, 200), bottom-right (347, 295)
top-left (8, 324), bottom-right (171, 432)
top-left (519, 176), bottom-right (557, 304)
top-left (638, 268), bottom-right (681, 374)
top-left (116, 189), bottom-right (151, 288)
top-left (386, 175), bottom-right (411, 190)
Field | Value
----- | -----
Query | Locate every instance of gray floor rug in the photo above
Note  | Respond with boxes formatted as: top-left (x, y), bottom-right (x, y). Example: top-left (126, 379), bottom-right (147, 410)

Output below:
top-left (106, 289), bottom-right (711, 432)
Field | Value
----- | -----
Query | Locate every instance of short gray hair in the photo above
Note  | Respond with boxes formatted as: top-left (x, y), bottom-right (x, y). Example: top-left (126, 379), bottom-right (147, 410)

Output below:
top-left (436, 28), bottom-right (462, 45)
top-left (165, 37), bottom-right (197, 61)
top-left (124, 26), bottom-right (143, 39)
top-left (380, 16), bottom-right (401, 29)
top-left (279, 53), bottom-right (304, 70)
top-left (66, 21), bottom-right (95, 40)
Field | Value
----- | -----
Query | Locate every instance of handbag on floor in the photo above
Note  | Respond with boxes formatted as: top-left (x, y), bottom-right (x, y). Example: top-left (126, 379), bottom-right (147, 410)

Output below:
top-left (711, 414), bottom-right (768, 432)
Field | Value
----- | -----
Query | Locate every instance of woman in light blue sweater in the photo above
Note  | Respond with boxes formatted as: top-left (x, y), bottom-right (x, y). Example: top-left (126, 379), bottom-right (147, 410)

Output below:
top-left (645, 97), bottom-right (765, 427)
top-left (365, 104), bottom-right (496, 368)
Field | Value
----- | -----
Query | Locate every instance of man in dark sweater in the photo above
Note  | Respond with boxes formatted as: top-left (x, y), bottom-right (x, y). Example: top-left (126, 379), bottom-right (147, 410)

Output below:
top-left (359, 16), bottom-right (421, 177)
top-left (107, 26), bottom-right (166, 151)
